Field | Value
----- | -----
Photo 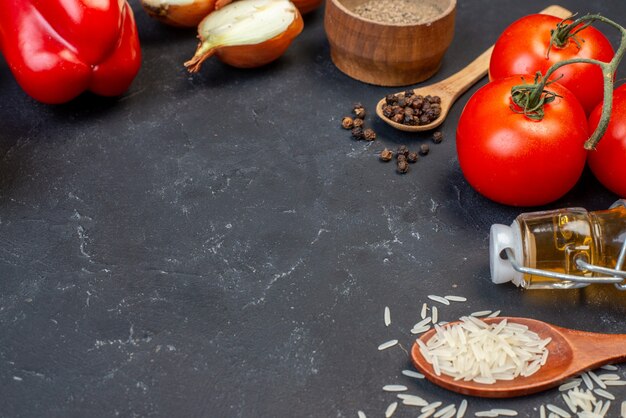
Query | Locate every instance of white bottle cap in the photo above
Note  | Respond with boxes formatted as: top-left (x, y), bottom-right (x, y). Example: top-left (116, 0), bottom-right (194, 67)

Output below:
top-left (489, 221), bottom-right (524, 287)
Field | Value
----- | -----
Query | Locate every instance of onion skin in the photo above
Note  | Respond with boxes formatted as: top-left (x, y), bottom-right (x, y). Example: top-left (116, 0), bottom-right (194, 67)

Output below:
top-left (184, 6), bottom-right (304, 71)
top-left (292, 0), bottom-right (323, 14)
top-left (140, 0), bottom-right (232, 27)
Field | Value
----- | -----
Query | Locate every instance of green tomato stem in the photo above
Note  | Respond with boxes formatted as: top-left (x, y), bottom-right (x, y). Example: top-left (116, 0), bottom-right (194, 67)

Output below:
top-left (511, 14), bottom-right (626, 150)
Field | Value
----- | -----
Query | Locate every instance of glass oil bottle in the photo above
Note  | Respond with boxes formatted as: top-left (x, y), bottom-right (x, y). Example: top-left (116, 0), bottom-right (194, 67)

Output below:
top-left (490, 200), bottom-right (626, 289)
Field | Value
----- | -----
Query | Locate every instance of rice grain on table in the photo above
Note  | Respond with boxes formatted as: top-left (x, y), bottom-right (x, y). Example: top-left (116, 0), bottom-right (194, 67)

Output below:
top-left (397, 394), bottom-right (428, 406)
top-left (600, 400), bottom-right (611, 416)
top-left (599, 373), bottom-right (621, 381)
top-left (588, 370), bottom-right (607, 389)
top-left (401, 369), bottom-right (425, 379)
top-left (559, 379), bottom-right (581, 391)
top-left (444, 295), bottom-right (467, 302)
top-left (414, 317), bottom-right (432, 329)
top-left (456, 400), bottom-right (467, 418)
top-left (593, 388), bottom-right (615, 400)
top-left (421, 401), bottom-right (442, 412)
top-left (601, 364), bottom-right (618, 371)
top-left (470, 310), bottom-right (492, 317)
top-left (487, 310), bottom-right (501, 318)
top-left (603, 379), bottom-right (626, 386)
top-left (434, 404), bottom-right (455, 417)
top-left (540, 405), bottom-right (546, 418)
top-left (474, 411), bottom-right (498, 417)
top-left (383, 384), bottom-right (407, 392)
top-left (384, 306), bottom-right (391, 327)
top-left (432, 306), bottom-right (439, 324)
top-left (419, 410), bottom-right (436, 418)
top-left (490, 408), bottom-right (518, 416)
top-left (421, 303), bottom-right (429, 319)
top-left (411, 325), bottom-right (431, 335)
top-left (385, 401), bottom-right (398, 418)
top-left (546, 403), bottom-right (572, 417)
top-left (621, 400), bottom-right (626, 417)
top-left (378, 339), bottom-right (398, 351)
top-left (561, 393), bottom-right (576, 414)
top-left (428, 295), bottom-right (450, 305)
top-left (582, 372), bottom-right (594, 390)
top-left (439, 410), bottom-right (456, 418)
top-left (357, 411), bottom-right (366, 418)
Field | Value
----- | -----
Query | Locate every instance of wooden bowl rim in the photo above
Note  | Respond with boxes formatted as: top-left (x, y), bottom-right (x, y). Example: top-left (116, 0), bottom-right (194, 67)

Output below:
top-left (328, 0), bottom-right (457, 28)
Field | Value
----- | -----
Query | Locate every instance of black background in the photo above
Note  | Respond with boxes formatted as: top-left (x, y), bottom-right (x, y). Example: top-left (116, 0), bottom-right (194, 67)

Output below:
top-left (2, 0), bottom-right (626, 417)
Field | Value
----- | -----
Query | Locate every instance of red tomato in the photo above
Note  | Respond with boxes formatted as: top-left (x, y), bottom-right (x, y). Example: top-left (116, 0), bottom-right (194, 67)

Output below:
top-left (588, 84), bottom-right (626, 197)
top-left (456, 75), bottom-right (589, 207)
top-left (489, 13), bottom-right (614, 114)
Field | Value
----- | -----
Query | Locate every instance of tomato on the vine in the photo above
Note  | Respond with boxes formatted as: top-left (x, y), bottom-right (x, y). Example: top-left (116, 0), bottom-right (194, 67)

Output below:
top-left (588, 84), bottom-right (626, 198)
top-left (489, 13), bottom-right (614, 114)
top-left (456, 75), bottom-right (589, 207)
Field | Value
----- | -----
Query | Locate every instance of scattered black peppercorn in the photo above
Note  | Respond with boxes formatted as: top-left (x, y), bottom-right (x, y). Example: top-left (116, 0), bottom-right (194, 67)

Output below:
top-left (353, 118), bottom-right (364, 128)
top-left (341, 116), bottom-right (354, 129)
top-left (397, 154), bottom-right (407, 163)
top-left (432, 131), bottom-right (443, 144)
top-left (397, 145), bottom-right (409, 158)
top-left (363, 128), bottom-right (376, 141)
top-left (354, 106), bottom-right (366, 119)
top-left (419, 143), bottom-right (430, 156)
top-left (407, 152), bottom-right (418, 163)
top-left (351, 127), bottom-right (364, 140)
top-left (380, 148), bottom-right (393, 161)
top-left (397, 160), bottom-right (409, 174)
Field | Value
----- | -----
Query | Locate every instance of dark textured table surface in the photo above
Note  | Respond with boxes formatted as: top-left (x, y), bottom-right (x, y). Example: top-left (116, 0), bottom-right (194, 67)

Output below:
top-left (2, 1), bottom-right (626, 417)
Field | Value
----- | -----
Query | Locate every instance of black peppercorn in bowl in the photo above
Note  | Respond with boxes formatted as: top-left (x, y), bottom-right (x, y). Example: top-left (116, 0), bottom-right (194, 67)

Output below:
top-left (324, 0), bottom-right (456, 86)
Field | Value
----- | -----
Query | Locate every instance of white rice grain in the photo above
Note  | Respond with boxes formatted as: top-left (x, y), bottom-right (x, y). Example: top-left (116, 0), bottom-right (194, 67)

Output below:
top-left (385, 401), bottom-right (398, 418)
top-left (421, 401), bottom-right (442, 412)
top-left (383, 385), bottom-right (408, 392)
top-left (428, 295), bottom-right (450, 305)
top-left (397, 394), bottom-right (428, 407)
top-left (593, 388), bottom-right (615, 400)
top-left (559, 380), bottom-right (581, 391)
top-left (384, 306), bottom-right (391, 327)
top-left (621, 400), bottom-right (626, 417)
top-left (419, 409), bottom-right (436, 418)
top-left (474, 411), bottom-right (498, 417)
top-left (603, 380), bottom-right (626, 386)
top-left (561, 393), bottom-right (576, 414)
top-left (540, 405), bottom-right (546, 418)
top-left (582, 372), bottom-right (594, 390)
top-left (598, 373), bottom-right (621, 381)
top-left (421, 303), bottom-right (429, 319)
top-left (357, 411), bottom-right (366, 418)
top-left (445, 295), bottom-right (467, 302)
top-left (434, 404), bottom-right (455, 417)
top-left (457, 399), bottom-right (467, 418)
top-left (487, 310), bottom-right (501, 318)
top-left (470, 310), bottom-right (492, 317)
top-left (600, 364), bottom-right (618, 371)
top-left (432, 306), bottom-right (439, 324)
top-left (378, 339), bottom-right (398, 351)
top-left (401, 369), bottom-right (425, 379)
top-left (588, 370), bottom-right (607, 389)
top-left (491, 409), bottom-right (518, 416)
top-left (546, 403), bottom-right (572, 417)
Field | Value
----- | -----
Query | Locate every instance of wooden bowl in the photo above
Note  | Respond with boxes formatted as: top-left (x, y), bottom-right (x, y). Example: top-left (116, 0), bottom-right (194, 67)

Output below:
top-left (324, 0), bottom-right (456, 86)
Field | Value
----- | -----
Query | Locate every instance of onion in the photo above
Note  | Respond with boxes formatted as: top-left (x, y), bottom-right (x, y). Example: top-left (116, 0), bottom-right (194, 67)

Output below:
top-left (140, 0), bottom-right (233, 28)
top-left (184, 0), bottom-right (304, 72)
top-left (291, 0), bottom-right (323, 14)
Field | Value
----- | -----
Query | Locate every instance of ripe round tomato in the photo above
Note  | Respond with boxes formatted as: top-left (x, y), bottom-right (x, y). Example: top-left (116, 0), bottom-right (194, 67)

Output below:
top-left (456, 75), bottom-right (589, 207)
top-left (489, 13), bottom-right (614, 114)
top-left (588, 84), bottom-right (626, 197)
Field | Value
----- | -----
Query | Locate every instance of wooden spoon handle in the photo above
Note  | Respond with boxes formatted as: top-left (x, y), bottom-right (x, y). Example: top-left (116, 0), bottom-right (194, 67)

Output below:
top-left (436, 5), bottom-right (572, 101)
top-left (560, 326), bottom-right (626, 371)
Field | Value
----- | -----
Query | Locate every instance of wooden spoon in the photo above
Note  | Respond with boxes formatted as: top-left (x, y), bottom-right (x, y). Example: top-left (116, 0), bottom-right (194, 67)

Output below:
top-left (375, 4), bottom-right (572, 132)
top-left (411, 317), bottom-right (626, 398)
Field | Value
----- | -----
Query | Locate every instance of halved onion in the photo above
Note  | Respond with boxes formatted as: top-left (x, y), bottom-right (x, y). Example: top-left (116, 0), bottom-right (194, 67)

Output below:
top-left (184, 0), bottom-right (304, 71)
top-left (140, 0), bottom-right (233, 28)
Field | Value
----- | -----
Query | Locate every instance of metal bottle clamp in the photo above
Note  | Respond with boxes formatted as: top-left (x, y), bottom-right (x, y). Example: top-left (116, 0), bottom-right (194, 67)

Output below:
top-left (503, 200), bottom-right (626, 289)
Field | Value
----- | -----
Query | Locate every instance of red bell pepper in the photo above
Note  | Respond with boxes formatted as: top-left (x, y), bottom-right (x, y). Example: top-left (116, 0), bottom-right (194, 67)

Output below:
top-left (0, 0), bottom-right (141, 104)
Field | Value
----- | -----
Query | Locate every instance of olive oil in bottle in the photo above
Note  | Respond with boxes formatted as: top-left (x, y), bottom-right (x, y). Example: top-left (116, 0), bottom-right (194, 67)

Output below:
top-left (490, 201), bottom-right (626, 289)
